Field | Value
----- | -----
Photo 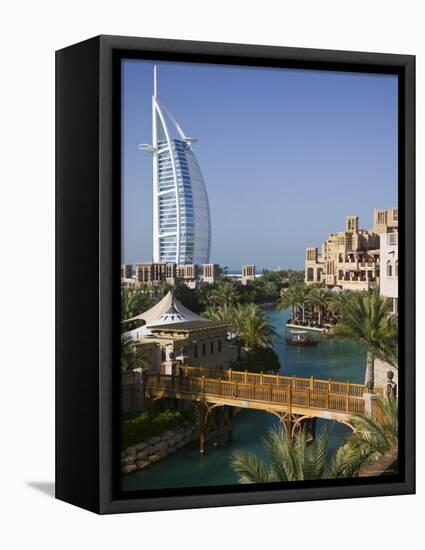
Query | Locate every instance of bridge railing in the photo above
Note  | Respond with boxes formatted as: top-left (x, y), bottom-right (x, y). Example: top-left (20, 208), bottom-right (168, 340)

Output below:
top-left (164, 365), bottom-right (383, 397)
top-left (146, 373), bottom-right (366, 414)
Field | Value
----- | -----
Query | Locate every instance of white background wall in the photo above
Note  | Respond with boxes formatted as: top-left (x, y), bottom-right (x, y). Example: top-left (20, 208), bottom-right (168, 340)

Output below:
top-left (0, 1), bottom-right (423, 548)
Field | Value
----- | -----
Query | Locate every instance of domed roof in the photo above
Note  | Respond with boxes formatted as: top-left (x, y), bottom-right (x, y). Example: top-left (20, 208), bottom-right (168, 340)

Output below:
top-left (124, 290), bottom-right (228, 341)
top-left (124, 290), bottom-right (205, 328)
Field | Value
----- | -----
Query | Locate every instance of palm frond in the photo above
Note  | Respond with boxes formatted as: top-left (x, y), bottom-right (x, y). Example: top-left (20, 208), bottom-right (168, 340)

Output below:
top-left (307, 431), bottom-right (330, 480)
top-left (230, 451), bottom-right (271, 484)
top-left (331, 443), bottom-right (374, 478)
top-left (264, 427), bottom-right (292, 481)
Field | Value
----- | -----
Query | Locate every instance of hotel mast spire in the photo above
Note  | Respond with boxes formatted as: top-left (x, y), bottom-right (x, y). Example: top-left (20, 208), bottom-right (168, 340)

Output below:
top-left (139, 65), bottom-right (211, 265)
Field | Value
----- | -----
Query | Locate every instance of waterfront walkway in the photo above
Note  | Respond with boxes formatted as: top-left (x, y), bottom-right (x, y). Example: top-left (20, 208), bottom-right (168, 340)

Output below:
top-left (145, 366), bottom-right (383, 449)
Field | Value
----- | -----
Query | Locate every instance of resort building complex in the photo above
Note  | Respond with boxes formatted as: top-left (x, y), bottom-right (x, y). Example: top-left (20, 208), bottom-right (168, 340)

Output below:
top-left (305, 209), bottom-right (398, 291)
top-left (135, 262), bottom-right (178, 286)
top-left (129, 261), bottom-right (220, 288)
top-left (139, 66), bottom-right (211, 266)
top-left (122, 262), bottom-right (256, 288)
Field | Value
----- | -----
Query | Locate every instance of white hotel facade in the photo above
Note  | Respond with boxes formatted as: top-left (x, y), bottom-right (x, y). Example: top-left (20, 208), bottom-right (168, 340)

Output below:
top-left (139, 66), bottom-right (211, 265)
top-left (380, 231), bottom-right (398, 313)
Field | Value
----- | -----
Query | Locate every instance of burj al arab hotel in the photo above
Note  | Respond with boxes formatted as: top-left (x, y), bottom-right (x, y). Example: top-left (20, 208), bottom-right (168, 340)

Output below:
top-left (139, 67), bottom-right (211, 265)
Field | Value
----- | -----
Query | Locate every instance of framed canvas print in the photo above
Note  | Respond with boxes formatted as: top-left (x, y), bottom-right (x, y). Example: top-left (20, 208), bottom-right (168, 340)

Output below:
top-left (56, 35), bottom-right (415, 514)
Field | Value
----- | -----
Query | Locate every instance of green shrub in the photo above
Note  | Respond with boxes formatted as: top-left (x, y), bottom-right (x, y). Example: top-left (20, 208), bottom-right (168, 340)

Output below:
top-left (122, 408), bottom-right (194, 449)
top-left (153, 410), bottom-right (184, 432)
top-left (122, 412), bottom-right (151, 449)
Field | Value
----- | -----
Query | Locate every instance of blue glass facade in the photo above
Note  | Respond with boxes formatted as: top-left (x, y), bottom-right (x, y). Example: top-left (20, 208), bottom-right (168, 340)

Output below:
top-left (140, 73), bottom-right (212, 265)
top-left (154, 122), bottom-right (211, 264)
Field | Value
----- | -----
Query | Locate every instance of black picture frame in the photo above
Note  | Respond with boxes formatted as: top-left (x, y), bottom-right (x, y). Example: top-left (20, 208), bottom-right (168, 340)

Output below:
top-left (56, 35), bottom-right (415, 514)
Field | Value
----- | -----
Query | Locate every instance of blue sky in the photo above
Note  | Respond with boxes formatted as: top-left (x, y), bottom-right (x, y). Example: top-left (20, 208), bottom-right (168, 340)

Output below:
top-left (122, 59), bottom-right (398, 271)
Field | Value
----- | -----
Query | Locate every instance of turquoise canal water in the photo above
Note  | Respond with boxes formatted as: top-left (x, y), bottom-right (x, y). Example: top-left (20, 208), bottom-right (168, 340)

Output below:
top-left (122, 306), bottom-right (367, 491)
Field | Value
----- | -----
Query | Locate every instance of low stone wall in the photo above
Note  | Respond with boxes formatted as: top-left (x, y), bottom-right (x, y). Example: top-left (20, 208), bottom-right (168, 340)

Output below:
top-left (121, 423), bottom-right (198, 474)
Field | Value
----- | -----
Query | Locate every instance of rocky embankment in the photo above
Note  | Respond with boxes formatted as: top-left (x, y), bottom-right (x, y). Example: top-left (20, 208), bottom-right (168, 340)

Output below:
top-left (121, 422), bottom-right (198, 474)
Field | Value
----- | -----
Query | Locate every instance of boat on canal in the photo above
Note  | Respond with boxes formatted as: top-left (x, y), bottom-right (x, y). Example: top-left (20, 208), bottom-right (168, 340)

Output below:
top-left (286, 330), bottom-right (320, 346)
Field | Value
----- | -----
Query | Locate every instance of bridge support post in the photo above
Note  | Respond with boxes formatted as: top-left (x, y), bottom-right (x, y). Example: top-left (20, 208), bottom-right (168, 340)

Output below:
top-left (284, 416), bottom-right (293, 440)
top-left (363, 392), bottom-right (379, 419)
top-left (305, 417), bottom-right (316, 444)
top-left (213, 408), bottom-right (220, 447)
top-left (227, 407), bottom-right (234, 442)
top-left (266, 411), bottom-right (292, 440)
top-left (198, 403), bottom-right (206, 454)
top-left (287, 415), bottom-right (317, 443)
top-left (193, 403), bottom-right (235, 454)
top-left (212, 406), bottom-right (234, 447)
top-left (199, 430), bottom-right (206, 454)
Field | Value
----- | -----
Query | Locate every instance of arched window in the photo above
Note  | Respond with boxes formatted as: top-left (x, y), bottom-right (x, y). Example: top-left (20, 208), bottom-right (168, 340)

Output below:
top-left (395, 260), bottom-right (399, 278)
top-left (317, 268), bottom-right (323, 281)
top-left (387, 260), bottom-right (392, 277)
top-left (307, 268), bottom-right (314, 281)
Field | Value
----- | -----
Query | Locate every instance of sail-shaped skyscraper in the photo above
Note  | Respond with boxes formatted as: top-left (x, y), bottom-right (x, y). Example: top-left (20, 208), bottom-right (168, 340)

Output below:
top-left (139, 66), bottom-right (211, 265)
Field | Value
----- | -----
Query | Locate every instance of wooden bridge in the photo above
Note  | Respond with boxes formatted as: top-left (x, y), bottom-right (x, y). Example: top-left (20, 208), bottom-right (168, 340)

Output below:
top-left (145, 366), bottom-right (383, 452)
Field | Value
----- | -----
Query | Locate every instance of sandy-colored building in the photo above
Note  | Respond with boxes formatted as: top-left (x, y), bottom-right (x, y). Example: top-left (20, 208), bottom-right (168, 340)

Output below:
top-left (121, 264), bottom-right (136, 287)
top-left (177, 264), bottom-right (198, 279)
top-left (305, 213), bottom-right (388, 290)
top-left (201, 263), bottom-right (220, 284)
top-left (242, 264), bottom-right (256, 285)
top-left (130, 261), bottom-right (220, 287)
top-left (177, 264), bottom-right (199, 289)
top-left (373, 208), bottom-right (398, 235)
top-left (135, 262), bottom-right (177, 285)
top-left (124, 291), bottom-right (237, 372)
top-left (121, 264), bottom-right (133, 279)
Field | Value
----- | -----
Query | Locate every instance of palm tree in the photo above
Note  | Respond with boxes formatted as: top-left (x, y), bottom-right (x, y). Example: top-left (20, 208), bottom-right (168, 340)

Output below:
top-left (288, 270), bottom-right (304, 287)
top-left (206, 281), bottom-right (239, 308)
top-left (327, 289), bottom-right (350, 318)
top-left (203, 303), bottom-right (240, 334)
top-left (294, 284), bottom-right (311, 324)
top-left (206, 302), bottom-right (276, 350)
top-left (231, 426), bottom-right (354, 483)
top-left (156, 281), bottom-right (171, 298)
top-left (121, 285), bottom-right (155, 322)
top-left (376, 314), bottom-right (399, 368)
top-left (232, 398), bottom-right (398, 483)
top-left (263, 280), bottom-right (279, 301)
top-left (334, 398), bottom-right (398, 477)
top-left (278, 285), bottom-right (300, 321)
top-left (121, 335), bottom-right (150, 372)
top-left (334, 288), bottom-right (395, 389)
top-left (236, 303), bottom-right (277, 351)
top-left (121, 286), bottom-right (137, 322)
top-left (307, 285), bottom-right (332, 325)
